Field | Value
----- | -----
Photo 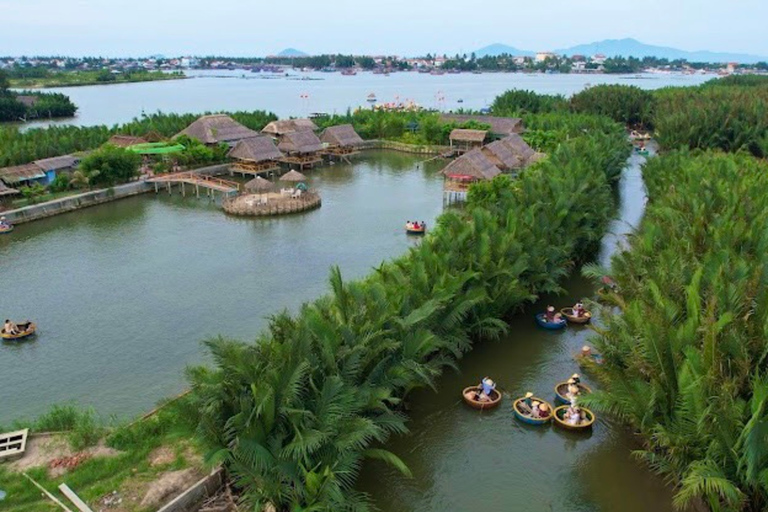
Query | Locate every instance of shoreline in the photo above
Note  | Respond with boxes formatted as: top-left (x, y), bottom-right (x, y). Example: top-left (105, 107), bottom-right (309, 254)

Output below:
top-left (9, 74), bottom-right (188, 90)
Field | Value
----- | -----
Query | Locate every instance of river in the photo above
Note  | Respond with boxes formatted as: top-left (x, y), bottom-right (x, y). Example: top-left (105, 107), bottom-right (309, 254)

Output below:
top-left (356, 152), bottom-right (676, 511)
top-left (19, 70), bottom-right (713, 129)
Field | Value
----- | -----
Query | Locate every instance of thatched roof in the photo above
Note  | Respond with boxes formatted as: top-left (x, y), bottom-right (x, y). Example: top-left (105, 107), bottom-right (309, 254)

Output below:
top-left (441, 150), bottom-right (501, 181)
top-left (245, 176), bottom-right (274, 192)
top-left (278, 131), bottom-right (323, 154)
top-left (262, 119), bottom-right (318, 136)
top-left (441, 114), bottom-right (523, 136)
top-left (499, 134), bottom-right (535, 160)
top-left (15, 95), bottom-right (39, 108)
top-left (107, 135), bottom-right (148, 148)
top-left (0, 163), bottom-right (46, 185)
top-left (34, 155), bottom-right (79, 171)
top-left (481, 140), bottom-right (524, 170)
top-left (176, 114), bottom-right (259, 144)
top-left (320, 124), bottom-right (364, 147)
top-left (0, 181), bottom-right (19, 197)
top-left (280, 169), bottom-right (308, 182)
top-left (228, 136), bottom-right (283, 162)
top-left (449, 129), bottom-right (487, 143)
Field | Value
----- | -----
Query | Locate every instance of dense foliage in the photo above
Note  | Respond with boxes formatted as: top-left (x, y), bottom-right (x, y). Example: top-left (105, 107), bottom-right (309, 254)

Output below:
top-left (6, 68), bottom-right (185, 88)
top-left (586, 151), bottom-right (768, 511)
top-left (79, 145), bottom-right (141, 186)
top-left (491, 89), bottom-right (568, 115)
top-left (187, 117), bottom-right (630, 511)
top-left (653, 85), bottom-right (768, 157)
top-left (0, 110), bottom-right (276, 167)
top-left (571, 84), bottom-right (655, 127)
top-left (0, 69), bottom-right (77, 121)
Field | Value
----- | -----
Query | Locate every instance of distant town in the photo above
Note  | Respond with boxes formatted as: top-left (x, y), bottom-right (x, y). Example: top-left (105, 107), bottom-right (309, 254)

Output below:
top-left (2, 52), bottom-right (767, 77)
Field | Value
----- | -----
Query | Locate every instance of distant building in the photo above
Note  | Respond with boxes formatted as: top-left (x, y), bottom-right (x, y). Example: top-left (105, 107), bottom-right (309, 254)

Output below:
top-left (591, 54), bottom-right (607, 65)
top-left (535, 52), bottom-right (556, 62)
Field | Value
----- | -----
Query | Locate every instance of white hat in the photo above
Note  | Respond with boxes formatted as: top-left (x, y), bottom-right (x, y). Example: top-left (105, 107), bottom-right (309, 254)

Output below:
top-left (532, 401), bottom-right (541, 407)
top-left (524, 392), bottom-right (533, 398)
top-left (572, 374), bottom-right (580, 379)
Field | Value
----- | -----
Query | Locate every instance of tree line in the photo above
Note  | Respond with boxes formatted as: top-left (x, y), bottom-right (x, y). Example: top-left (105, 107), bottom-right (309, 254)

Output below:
top-left (0, 70), bottom-right (77, 122)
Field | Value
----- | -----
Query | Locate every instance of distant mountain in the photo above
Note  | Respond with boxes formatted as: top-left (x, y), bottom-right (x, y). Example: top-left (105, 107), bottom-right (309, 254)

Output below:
top-left (474, 44), bottom-right (534, 58)
top-left (277, 48), bottom-right (308, 57)
top-left (556, 38), bottom-right (765, 64)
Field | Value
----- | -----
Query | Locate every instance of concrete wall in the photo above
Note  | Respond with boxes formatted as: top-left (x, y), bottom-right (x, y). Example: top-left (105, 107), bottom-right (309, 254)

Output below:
top-left (156, 469), bottom-right (223, 512)
top-left (3, 181), bottom-right (154, 224)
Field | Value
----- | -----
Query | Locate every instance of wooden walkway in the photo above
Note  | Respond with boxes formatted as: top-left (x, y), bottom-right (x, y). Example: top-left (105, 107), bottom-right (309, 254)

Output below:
top-left (148, 171), bottom-right (240, 197)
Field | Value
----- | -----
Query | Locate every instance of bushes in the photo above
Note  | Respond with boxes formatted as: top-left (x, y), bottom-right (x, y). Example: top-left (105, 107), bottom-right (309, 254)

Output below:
top-left (79, 145), bottom-right (141, 186)
top-left (586, 151), bottom-right (768, 511)
top-left (491, 89), bottom-right (568, 115)
top-left (188, 117), bottom-right (630, 511)
top-left (570, 84), bottom-right (654, 127)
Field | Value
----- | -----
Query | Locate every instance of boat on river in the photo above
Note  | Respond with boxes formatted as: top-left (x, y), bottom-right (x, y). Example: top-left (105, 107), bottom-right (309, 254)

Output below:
top-left (535, 313), bottom-right (566, 330)
top-left (513, 397), bottom-right (553, 425)
top-left (560, 307), bottom-right (592, 324)
top-left (554, 381), bottom-right (592, 405)
top-left (552, 405), bottom-right (595, 431)
top-left (0, 224), bottom-right (13, 234)
top-left (1, 322), bottom-right (36, 341)
top-left (406, 222), bottom-right (426, 235)
top-left (367, 93), bottom-right (377, 103)
top-left (462, 386), bottom-right (502, 410)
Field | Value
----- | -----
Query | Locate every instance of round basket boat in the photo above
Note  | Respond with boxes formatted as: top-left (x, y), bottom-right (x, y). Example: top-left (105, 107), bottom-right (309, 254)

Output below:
top-left (1, 322), bottom-right (36, 341)
top-left (554, 381), bottom-right (592, 405)
top-left (405, 223), bottom-right (426, 235)
top-left (553, 405), bottom-right (595, 431)
top-left (513, 397), bottom-right (553, 425)
top-left (0, 224), bottom-right (13, 234)
top-left (535, 313), bottom-right (566, 330)
top-left (560, 307), bottom-right (592, 324)
top-left (462, 386), bottom-right (502, 410)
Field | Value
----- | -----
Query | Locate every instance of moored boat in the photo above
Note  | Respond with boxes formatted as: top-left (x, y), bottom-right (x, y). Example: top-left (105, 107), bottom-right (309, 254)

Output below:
top-left (1, 322), bottom-right (36, 341)
top-left (560, 307), bottom-right (592, 324)
top-left (0, 224), bottom-right (13, 234)
top-left (513, 397), bottom-right (553, 425)
top-left (554, 381), bottom-right (592, 405)
top-left (405, 222), bottom-right (426, 235)
top-left (462, 386), bottom-right (502, 410)
top-left (552, 405), bottom-right (595, 431)
top-left (535, 313), bottom-right (566, 330)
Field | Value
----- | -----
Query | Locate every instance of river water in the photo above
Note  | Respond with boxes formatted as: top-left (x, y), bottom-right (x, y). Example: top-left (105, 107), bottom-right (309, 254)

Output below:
top-left (19, 70), bottom-right (713, 129)
top-left (356, 152), bottom-right (675, 511)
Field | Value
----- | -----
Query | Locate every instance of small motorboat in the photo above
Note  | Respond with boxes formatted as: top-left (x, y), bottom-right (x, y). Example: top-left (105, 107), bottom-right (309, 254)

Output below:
top-left (367, 93), bottom-right (377, 103)
top-left (554, 381), bottom-right (592, 405)
top-left (553, 405), bottom-right (595, 431)
top-left (457, 98), bottom-right (464, 103)
top-left (462, 386), bottom-right (502, 410)
top-left (406, 222), bottom-right (426, 235)
top-left (513, 397), bottom-right (553, 425)
top-left (0, 223), bottom-right (13, 234)
top-left (535, 313), bottom-right (566, 330)
top-left (1, 322), bottom-right (36, 341)
top-left (560, 307), bottom-right (592, 324)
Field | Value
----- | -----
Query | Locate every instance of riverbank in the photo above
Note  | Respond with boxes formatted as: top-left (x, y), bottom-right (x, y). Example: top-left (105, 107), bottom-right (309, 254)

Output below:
top-left (9, 71), bottom-right (187, 89)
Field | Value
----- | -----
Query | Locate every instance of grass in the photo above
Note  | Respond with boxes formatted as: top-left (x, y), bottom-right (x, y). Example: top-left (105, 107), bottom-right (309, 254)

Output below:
top-left (0, 398), bottom-right (203, 512)
top-left (9, 71), bottom-right (186, 89)
top-left (8, 189), bottom-right (86, 209)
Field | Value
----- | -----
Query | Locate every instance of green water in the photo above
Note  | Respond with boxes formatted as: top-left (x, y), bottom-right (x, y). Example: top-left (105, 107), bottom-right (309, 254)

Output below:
top-left (356, 153), bottom-right (682, 511)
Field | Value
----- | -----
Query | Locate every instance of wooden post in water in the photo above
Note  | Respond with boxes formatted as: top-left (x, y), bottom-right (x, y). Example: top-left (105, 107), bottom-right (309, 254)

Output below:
top-left (195, 183), bottom-right (199, 199)
top-left (154, 182), bottom-right (158, 194)
top-left (182, 182), bottom-right (185, 197)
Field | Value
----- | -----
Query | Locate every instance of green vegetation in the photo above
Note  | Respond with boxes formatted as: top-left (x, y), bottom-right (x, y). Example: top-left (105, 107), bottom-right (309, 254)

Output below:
top-left (79, 145), bottom-right (141, 186)
top-left (0, 110), bottom-right (277, 167)
top-left (187, 114), bottom-right (629, 511)
top-left (6, 68), bottom-right (185, 88)
top-left (570, 84), bottom-right (654, 127)
top-left (584, 151), bottom-right (768, 511)
top-left (491, 89), bottom-right (568, 115)
top-left (0, 69), bottom-right (77, 122)
top-left (0, 400), bottom-right (202, 512)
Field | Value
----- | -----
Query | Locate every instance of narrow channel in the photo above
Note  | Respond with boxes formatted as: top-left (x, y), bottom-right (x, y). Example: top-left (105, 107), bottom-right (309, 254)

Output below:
top-left (356, 152), bottom-right (677, 511)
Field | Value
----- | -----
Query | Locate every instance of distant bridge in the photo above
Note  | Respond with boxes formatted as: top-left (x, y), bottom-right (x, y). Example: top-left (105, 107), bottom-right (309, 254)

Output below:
top-left (147, 171), bottom-right (240, 197)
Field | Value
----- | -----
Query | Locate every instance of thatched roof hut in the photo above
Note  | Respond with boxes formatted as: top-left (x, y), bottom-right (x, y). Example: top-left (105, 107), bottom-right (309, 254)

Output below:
top-left (320, 124), bottom-right (364, 148)
top-left (481, 140), bottom-right (524, 170)
top-left (280, 169), bottom-right (308, 182)
top-left (449, 129), bottom-right (487, 143)
top-left (244, 176), bottom-right (274, 192)
top-left (441, 114), bottom-right (523, 137)
top-left (107, 135), bottom-right (148, 148)
top-left (0, 181), bottom-right (19, 197)
top-left (15, 95), bottom-right (39, 108)
top-left (34, 155), bottom-right (80, 172)
top-left (262, 119), bottom-right (318, 136)
top-left (441, 150), bottom-right (501, 181)
top-left (176, 115), bottom-right (259, 145)
top-left (278, 131), bottom-right (323, 154)
top-left (0, 163), bottom-right (46, 185)
top-left (499, 134), bottom-right (535, 160)
top-left (228, 136), bottom-right (283, 163)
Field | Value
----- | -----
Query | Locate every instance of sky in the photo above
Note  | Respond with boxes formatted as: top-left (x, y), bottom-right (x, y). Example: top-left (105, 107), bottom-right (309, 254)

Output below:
top-left (1, 0), bottom-right (767, 57)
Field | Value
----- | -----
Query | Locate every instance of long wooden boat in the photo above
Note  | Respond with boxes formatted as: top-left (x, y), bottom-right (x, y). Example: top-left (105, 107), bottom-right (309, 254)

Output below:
top-left (1, 322), bottom-right (36, 341)
top-left (0, 224), bottom-right (13, 234)
top-left (560, 307), bottom-right (592, 324)
top-left (535, 313), bottom-right (566, 330)
top-left (554, 381), bottom-right (592, 405)
top-left (405, 223), bottom-right (426, 235)
top-left (513, 397), bottom-right (553, 425)
top-left (553, 405), bottom-right (595, 431)
top-left (462, 386), bottom-right (502, 410)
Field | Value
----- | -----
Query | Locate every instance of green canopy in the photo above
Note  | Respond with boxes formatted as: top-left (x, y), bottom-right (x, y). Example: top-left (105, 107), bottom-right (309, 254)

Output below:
top-left (127, 142), bottom-right (185, 155)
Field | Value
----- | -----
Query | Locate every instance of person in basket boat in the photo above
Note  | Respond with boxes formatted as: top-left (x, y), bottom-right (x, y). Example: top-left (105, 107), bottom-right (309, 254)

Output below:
top-left (573, 302), bottom-right (586, 317)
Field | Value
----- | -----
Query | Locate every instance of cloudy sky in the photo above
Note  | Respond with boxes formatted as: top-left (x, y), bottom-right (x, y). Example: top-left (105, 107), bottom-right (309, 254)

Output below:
top-left (1, 0), bottom-right (766, 57)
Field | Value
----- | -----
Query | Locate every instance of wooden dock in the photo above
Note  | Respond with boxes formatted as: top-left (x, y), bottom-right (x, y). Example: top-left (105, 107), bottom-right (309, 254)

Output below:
top-left (148, 171), bottom-right (240, 198)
